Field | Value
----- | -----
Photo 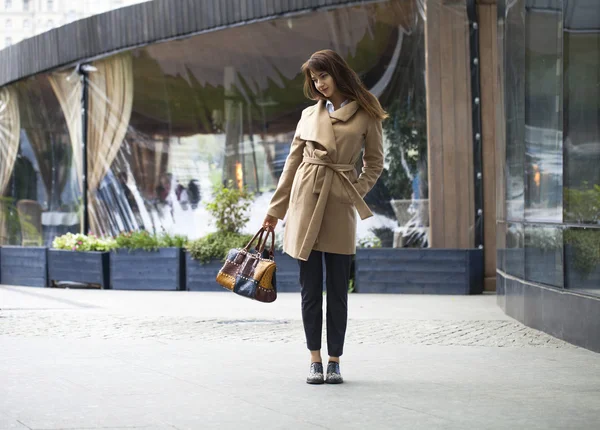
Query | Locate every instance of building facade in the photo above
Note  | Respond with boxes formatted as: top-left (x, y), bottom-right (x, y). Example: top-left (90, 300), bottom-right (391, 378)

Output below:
top-left (0, 0), bottom-right (598, 350)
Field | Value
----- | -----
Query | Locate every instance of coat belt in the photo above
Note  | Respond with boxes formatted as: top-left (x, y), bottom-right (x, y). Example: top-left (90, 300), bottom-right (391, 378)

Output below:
top-left (302, 156), bottom-right (373, 220)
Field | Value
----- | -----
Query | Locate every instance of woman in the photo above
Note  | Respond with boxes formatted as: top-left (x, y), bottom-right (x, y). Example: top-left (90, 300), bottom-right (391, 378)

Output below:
top-left (263, 49), bottom-right (387, 384)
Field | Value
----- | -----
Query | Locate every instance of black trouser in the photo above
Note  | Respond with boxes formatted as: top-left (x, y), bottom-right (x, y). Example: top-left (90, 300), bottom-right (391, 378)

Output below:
top-left (298, 250), bottom-right (352, 358)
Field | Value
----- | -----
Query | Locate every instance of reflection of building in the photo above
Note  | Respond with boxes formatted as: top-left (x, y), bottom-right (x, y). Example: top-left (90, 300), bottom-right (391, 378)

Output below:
top-left (0, 0), bottom-right (599, 350)
top-left (1, 0), bottom-right (439, 245)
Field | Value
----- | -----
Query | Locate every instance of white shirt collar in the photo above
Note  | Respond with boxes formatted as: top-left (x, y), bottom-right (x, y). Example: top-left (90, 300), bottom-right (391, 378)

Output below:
top-left (326, 99), bottom-right (349, 113)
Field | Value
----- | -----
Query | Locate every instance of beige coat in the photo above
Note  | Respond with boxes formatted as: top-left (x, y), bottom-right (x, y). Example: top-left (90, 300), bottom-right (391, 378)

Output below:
top-left (267, 100), bottom-right (384, 261)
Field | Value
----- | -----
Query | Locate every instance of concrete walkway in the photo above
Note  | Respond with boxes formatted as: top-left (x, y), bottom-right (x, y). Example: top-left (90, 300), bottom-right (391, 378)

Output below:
top-left (1, 285), bottom-right (599, 430)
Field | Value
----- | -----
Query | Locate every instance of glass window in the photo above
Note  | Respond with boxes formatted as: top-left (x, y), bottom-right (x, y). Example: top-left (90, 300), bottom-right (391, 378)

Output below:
top-left (505, 222), bottom-right (525, 279)
top-left (5, 19), bottom-right (11, 28)
top-left (524, 1), bottom-right (564, 223)
top-left (563, 7), bottom-right (600, 225)
top-left (525, 224), bottom-right (564, 288)
top-left (47, 0), bottom-right (53, 11)
top-left (504, 0), bottom-right (526, 221)
top-left (47, 19), bottom-right (54, 29)
top-left (4, 37), bottom-right (12, 47)
top-left (23, 0), bottom-right (29, 11)
top-left (24, 19), bottom-right (30, 29)
top-left (499, 0), bottom-right (600, 294)
top-left (83, 1), bottom-right (428, 247)
top-left (4, 0), bottom-right (11, 10)
top-left (0, 74), bottom-right (82, 246)
top-left (562, 0), bottom-right (600, 297)
top-left (565, 227), bottom-right (600, 296)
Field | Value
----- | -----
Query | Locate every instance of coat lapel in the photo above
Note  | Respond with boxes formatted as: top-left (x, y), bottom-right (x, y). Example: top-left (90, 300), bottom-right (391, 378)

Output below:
top-left (299, 100), bottom-right (337, 158)
top-left (329, 100), bottom-right (359, 123)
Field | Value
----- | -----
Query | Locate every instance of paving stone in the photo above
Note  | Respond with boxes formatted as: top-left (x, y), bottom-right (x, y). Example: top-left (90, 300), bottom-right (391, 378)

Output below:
top-left (0, 286), bottom-right (597, 430)
top-left (0, 311), bottom-right (575, 349)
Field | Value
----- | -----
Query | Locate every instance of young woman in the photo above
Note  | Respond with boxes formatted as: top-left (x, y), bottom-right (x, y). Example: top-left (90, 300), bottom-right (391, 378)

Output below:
top-left (263, 49), bottom-right (387, 384)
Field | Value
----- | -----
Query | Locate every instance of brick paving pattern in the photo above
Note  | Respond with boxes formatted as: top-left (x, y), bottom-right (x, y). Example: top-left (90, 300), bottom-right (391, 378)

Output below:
top-left (0, 311), bottom-right (573, 348)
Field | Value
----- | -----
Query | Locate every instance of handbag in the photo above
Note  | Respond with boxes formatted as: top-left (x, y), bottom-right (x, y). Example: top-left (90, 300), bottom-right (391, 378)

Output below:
top-left (215, 227), bottom-right (277, 303)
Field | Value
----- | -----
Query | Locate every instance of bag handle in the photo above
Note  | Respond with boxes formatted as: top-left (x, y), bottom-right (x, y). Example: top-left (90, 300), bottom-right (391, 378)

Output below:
top-left (254, 228), bottom-right (266, 252)
top-left (244, 227), bottom-right (275, 260)
top-left (244, 228), bottom-right (265, 252)
top-left (262, 228), bottom-right (275, 260)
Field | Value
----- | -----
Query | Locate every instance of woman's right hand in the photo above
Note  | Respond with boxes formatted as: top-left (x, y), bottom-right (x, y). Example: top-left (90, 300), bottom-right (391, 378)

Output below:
top-left (263, 214), bottom-right (278, 231)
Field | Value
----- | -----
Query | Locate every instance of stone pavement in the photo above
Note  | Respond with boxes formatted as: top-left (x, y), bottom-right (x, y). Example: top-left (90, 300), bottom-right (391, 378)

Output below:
top-left (1, 285), bottom-right (599, 430)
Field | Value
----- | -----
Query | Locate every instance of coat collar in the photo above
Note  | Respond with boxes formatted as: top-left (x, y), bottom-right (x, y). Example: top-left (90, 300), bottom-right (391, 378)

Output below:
top-left (328, 100), bottom-right (359, 122)
top-left (299, 100), bottom-right (360, 158)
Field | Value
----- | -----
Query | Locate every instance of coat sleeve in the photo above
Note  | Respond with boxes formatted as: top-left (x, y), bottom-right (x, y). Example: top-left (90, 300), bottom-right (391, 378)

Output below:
top-left (354, 118), bottom-right (384, 198)
top-left (266, 115), bottom-right (306, 220)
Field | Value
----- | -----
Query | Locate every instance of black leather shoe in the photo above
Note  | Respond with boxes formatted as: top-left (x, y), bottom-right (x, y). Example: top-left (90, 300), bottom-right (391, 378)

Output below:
top-left (325, 361), bottom-right (343, 384)
top-left (306, 362), bottom-right (324, 385)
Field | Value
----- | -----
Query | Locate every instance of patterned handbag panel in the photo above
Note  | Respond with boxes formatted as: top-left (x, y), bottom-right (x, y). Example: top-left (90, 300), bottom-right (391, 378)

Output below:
top-left (215, 227), bottom-right (278, 303)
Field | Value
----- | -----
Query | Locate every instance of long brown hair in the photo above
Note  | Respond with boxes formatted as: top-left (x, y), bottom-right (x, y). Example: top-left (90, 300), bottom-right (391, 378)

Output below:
top-left (301, 49), bottom-right (388, 121)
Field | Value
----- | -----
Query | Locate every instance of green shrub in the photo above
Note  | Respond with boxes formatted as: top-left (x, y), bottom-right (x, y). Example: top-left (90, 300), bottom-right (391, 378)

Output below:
top-left (158, 232), bottom-right (188, 248)
top-left (186, 231), bottom-right (254, 263)
top-left (564, 183), bottom-right (600, 224)
top-left (565, 229), bottom-right (600, 277)
top-left (52, 233), bottom-right (116, 252)
top-left (205, 180), bottom-right (254, 233)
top-left (358, 235), bottom-right (382, 249)
top-left (114, 230), bottom-right (160, 251)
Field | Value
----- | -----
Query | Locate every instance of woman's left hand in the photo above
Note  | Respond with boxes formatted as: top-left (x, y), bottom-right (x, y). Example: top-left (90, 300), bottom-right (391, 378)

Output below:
top-left (263, 214), bottom-right (278, 231)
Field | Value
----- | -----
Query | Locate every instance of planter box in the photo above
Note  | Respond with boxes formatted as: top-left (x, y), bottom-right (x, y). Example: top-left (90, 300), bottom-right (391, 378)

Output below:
top-left (0, 246), bottom-right (48, 288)
top-left (48, 250), bottom-right (109, 288)
top-left (355, 248), bottom-right (484, 294)
top-left (273, 251), bottom-right (302, 292)
top-left (186, 251), bottom-right (302, 292)
top-left (110, 248), bottom-right (184, 291)
top-left (185, 254), bottom-right (225, 292)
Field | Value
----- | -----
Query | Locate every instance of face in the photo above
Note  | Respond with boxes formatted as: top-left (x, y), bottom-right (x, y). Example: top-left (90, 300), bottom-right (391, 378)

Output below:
top-left (310, 70), bottom-right (337, 99)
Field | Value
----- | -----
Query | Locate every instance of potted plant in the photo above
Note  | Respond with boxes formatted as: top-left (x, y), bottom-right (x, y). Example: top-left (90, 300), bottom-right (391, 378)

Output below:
top-left (0, 195), bottom-right (47, 287)
top-left (186, 230), bottom-right (255, 291)
top-left (110, 230), bottom-right (187, 291)
top-left (269, 229), bottom-right (303, 293)
top-left (48, 232), bottom-right (116, 288)
top-left (0, 244), bottom-right (48, 288)
top-left (355, 245), bottom-right (483, 295)
top-left (185, 181), bottom-right (254, 291)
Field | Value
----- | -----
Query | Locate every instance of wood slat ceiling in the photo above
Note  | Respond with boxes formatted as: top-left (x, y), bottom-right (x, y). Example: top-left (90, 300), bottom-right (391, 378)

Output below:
top-left (0, 0), bottom-right (378, 87)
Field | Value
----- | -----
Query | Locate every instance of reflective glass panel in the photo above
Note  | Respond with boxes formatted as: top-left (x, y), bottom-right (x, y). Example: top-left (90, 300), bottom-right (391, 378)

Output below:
top-left (85, 0), bottom-right (429, 248)
top-left (524, 2), bottom-right (563, 222)
top-left (0, 73), bottom-right (81, 246)
top-left (504, 0), bottom-right (526, 221)
top-left (525, 224), bottom-right (564, 287)
top-left (564, 227), bottom-right (600, 296)
top-left (563, 5), bottom-right (600, 225)
top-left (505, 222), bottom-right (525, 279)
